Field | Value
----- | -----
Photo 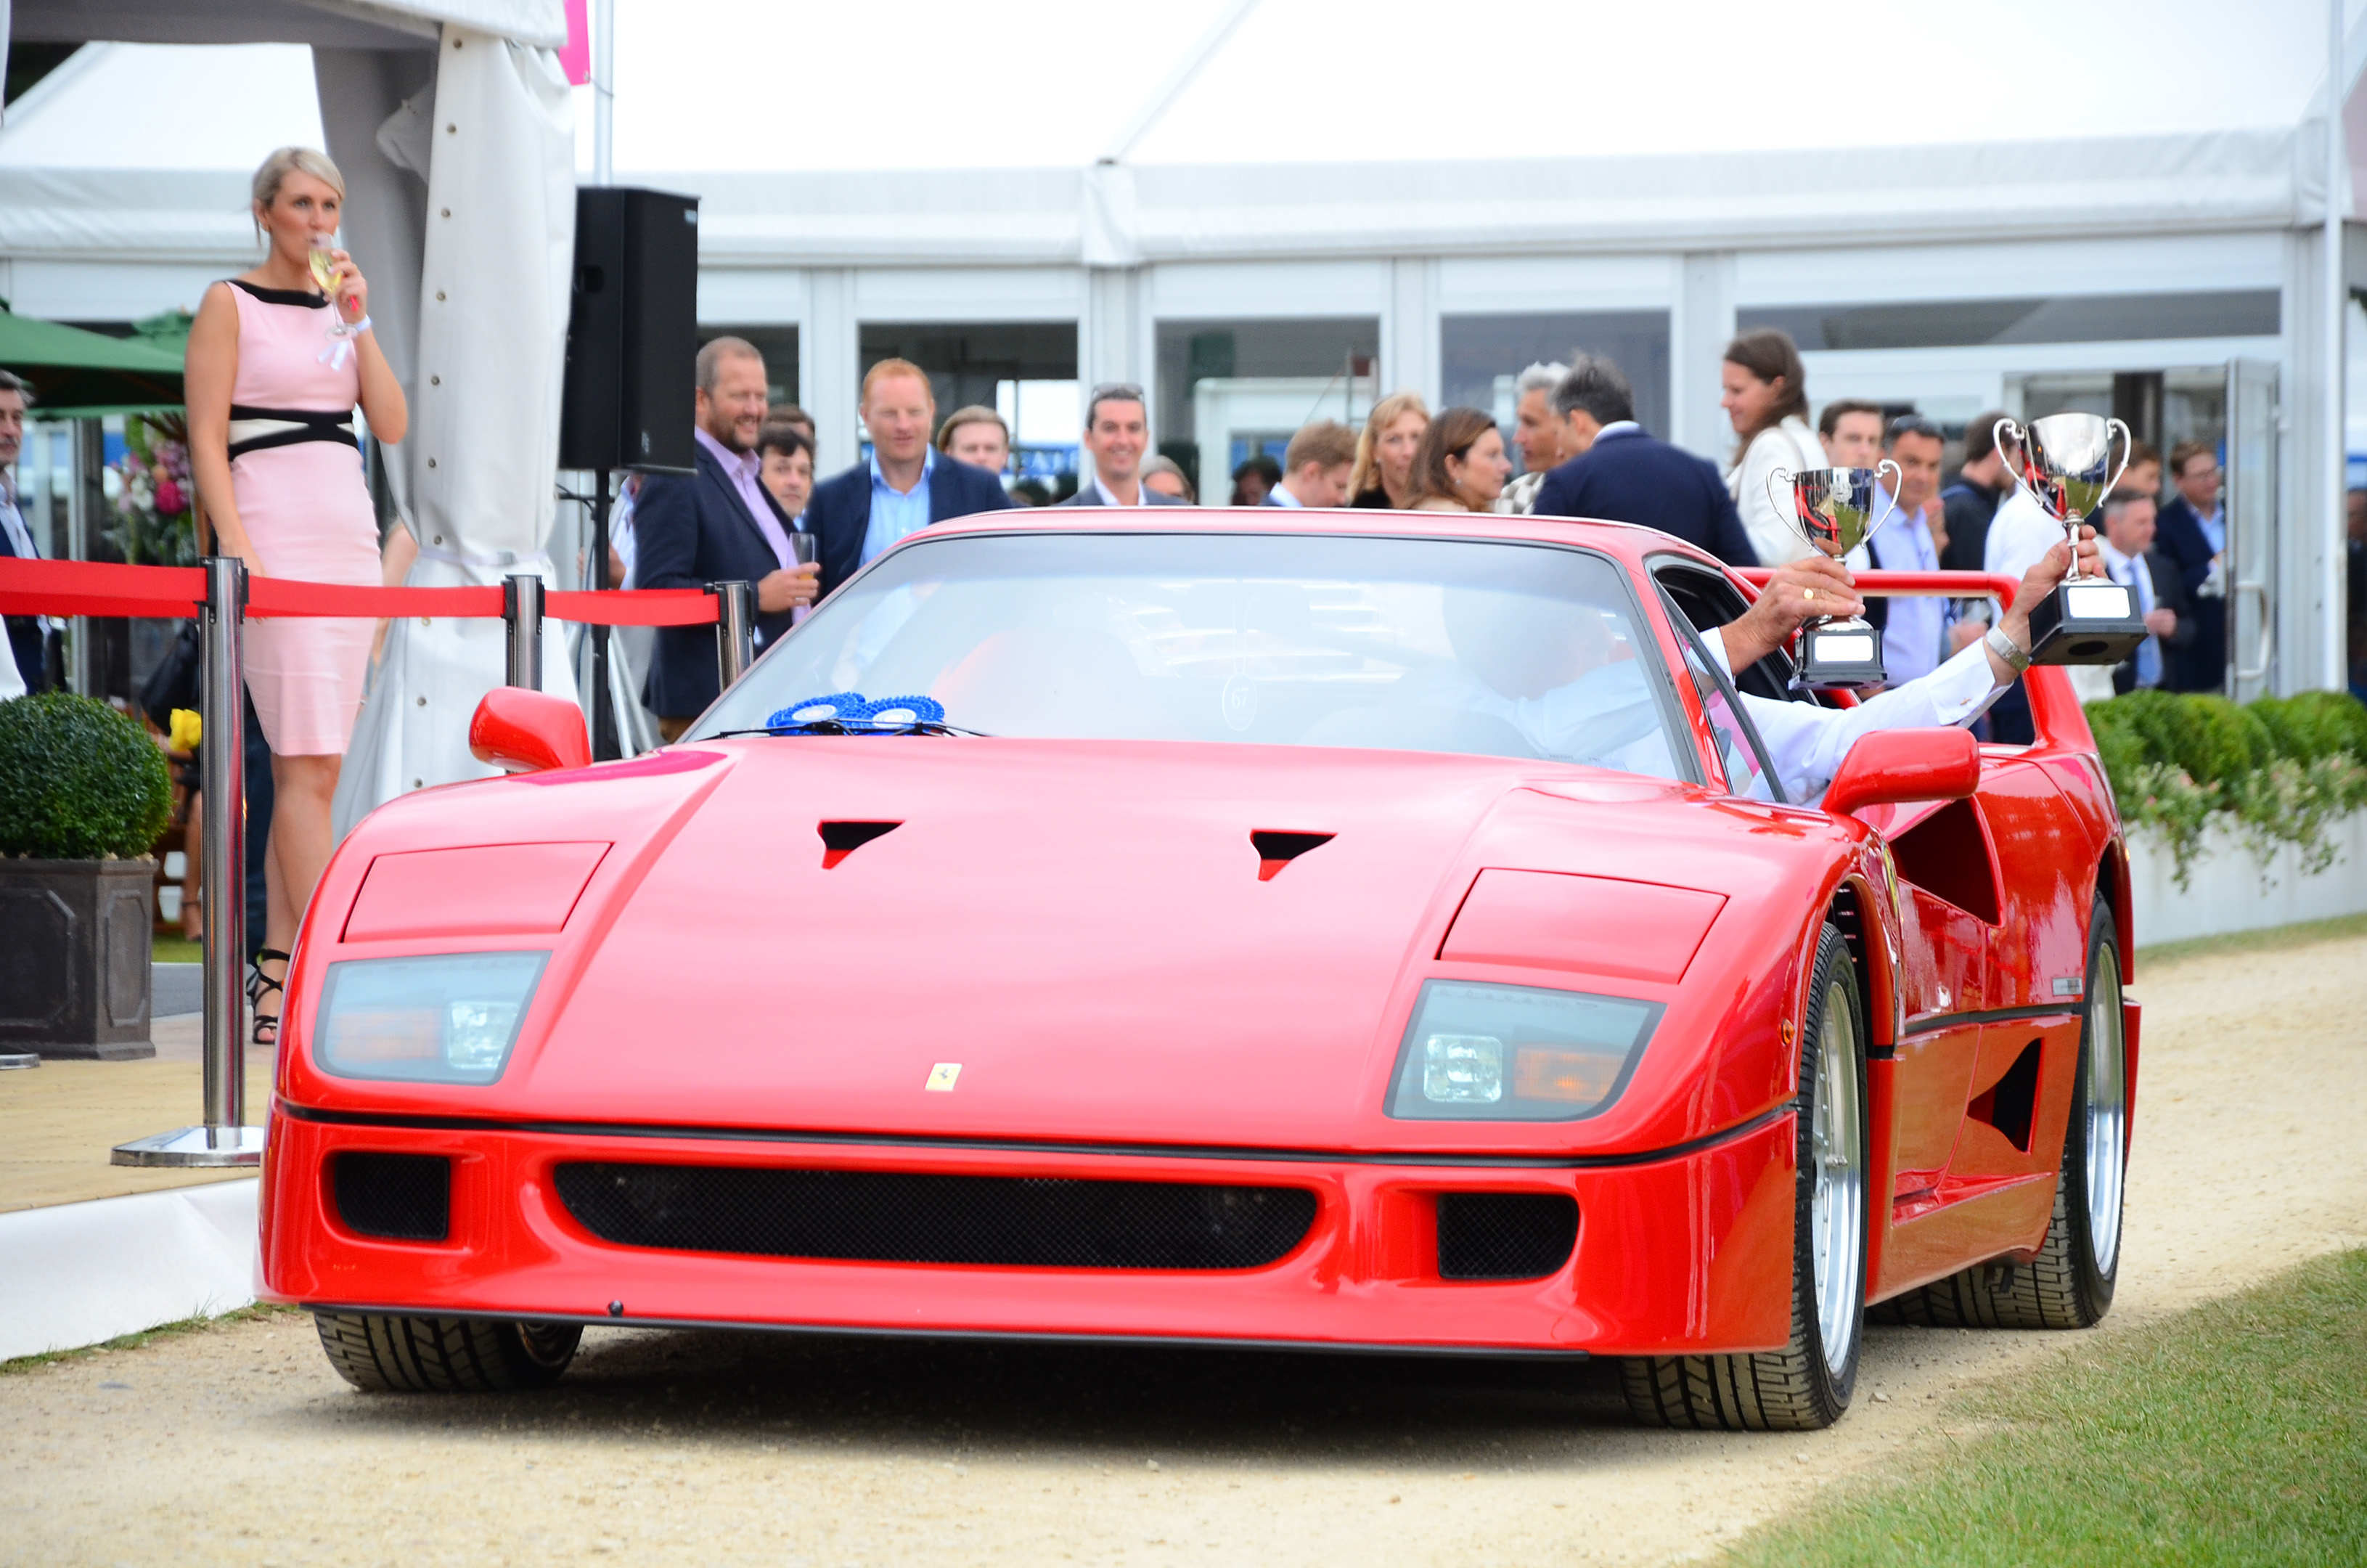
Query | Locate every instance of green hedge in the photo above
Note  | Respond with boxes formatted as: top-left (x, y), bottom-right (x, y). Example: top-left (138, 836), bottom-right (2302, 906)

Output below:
top-left (0, 692), bottom-right (173, 860)
top-left (2085, 689), bottom-right (2367, 887)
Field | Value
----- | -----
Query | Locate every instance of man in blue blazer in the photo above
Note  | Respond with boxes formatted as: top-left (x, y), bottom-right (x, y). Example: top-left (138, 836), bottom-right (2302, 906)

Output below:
top-left (2152, 441), bottom-right (2226, 692)
top-left (637, 339), bottom-right (817, 732)
top-left (1057, 383), bottom-right (1190, 508)
top-left (1530, 357), bottom-right (1760, 568)
top-left (804, 359), bottom-right (1017, 599)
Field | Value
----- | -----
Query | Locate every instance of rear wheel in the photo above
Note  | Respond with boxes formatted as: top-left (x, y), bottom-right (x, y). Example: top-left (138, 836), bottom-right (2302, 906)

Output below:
top-left (314, 1312), bottom-right (582, 1392)
top-left (1623, 923), bottom-right (1868, 1431)
top-left (1873, 897), bottom-right (2127, 1330)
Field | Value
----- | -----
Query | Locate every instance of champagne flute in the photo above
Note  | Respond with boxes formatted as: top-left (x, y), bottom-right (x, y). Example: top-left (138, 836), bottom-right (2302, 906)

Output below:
top-left (310, 242), bottom-right (352, 332)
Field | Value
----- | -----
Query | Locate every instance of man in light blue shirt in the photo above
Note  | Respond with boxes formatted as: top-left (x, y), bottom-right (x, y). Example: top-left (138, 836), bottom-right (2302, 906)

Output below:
top-left (859, 367), bottom-right (941, 564)
top-left (1867, 416), bottom-right (1952, 685)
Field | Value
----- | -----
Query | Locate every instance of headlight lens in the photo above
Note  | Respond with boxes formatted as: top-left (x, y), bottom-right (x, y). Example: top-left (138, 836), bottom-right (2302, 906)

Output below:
top-left (314, 952), bottom-right (549, 1085)
top-left (1387, 980), bottom-right (1661, 1121)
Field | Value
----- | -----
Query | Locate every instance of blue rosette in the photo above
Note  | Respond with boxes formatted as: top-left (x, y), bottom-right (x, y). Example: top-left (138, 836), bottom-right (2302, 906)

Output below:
top-left (767, 692), bottom-right (868, 728)
top-left (853, 695), bottom-right (945, 726)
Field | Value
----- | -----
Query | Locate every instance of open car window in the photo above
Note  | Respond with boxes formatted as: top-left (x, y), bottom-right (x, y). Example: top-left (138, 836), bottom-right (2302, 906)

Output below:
top-left (1648, 555), bottom-right (1812, 706)
top-left (695, 531), bottom-right (1699, 783)
top-left (1653, 582), bottom-right (1783, 804)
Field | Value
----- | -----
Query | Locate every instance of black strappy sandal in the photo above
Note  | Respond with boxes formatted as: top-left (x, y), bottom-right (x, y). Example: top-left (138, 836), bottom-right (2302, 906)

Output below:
top-left (247, 947), bottom-right (289, 1047)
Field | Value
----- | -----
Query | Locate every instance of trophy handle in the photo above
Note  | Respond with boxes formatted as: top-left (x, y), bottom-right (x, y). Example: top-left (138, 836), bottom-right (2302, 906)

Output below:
top-left (1766, 466), bottom-right (1794, 525)
top-left (1871, 460), bottom-right (1904, 539)
top-left (2105, 417), bottom-right (2133, 494)
top-left (1992, 417), bottom-right (2027, 498)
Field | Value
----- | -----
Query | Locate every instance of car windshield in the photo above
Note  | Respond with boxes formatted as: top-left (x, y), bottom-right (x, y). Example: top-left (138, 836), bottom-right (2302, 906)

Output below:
top-left (692, 531), bottom-right (1688, 779)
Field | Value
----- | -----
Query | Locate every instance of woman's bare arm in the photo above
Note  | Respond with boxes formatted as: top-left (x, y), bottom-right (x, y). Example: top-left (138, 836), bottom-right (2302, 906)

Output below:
top-left (183, 282), bottom-right (261, 572)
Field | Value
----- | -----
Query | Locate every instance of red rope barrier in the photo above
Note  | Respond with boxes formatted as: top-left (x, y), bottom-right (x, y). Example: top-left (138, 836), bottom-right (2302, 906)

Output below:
top-left (1733, 566), bottom-right (2019, 610)
top-left (0, 558), bottom-right (720, 626)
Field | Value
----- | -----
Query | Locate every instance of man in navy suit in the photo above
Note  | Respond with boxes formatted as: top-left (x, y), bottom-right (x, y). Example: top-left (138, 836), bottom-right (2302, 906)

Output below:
top-left (1530, 357), bottom-right (1759, 568)
top-left (636, 338), bottom-right (817, 735)
top-left (804, 358), bottom-right (1017, 596)
top-left (1057, 383), bottom-right (1190, 508)
top-left (2153, 441), bottom-right (2225, 692)
top-left (0, 371), bottom-right (58, 691)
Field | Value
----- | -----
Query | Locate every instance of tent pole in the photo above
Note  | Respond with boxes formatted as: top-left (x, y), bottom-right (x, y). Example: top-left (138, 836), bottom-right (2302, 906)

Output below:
top-left (2325, 0), bottom-right (2348, 693)
top-left (590, 468), bottom-right (618, 760)
top-left (593, 0), bottom-right (615, 185)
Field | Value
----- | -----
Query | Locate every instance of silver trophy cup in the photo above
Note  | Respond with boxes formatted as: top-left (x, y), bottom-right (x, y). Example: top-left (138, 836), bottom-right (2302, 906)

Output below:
top-left (1995, 413), bottom-right (2149, 666)
top-left (1766, 461), bottom-right (1902, 690)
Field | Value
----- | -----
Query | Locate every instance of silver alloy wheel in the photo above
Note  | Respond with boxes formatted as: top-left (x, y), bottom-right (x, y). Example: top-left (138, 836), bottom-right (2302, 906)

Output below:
top-left (1809, 979), bottom-right (1865, 1375)
top-left (2084, 947), bottom-right (2128, 1274)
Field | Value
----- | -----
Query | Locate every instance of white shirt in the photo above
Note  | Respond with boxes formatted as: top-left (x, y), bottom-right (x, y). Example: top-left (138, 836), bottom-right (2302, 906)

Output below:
top-left (1984, 486), bottom-right (2064, 584)
top-left (1266, 481), bottom-right (1305, 507)
top-left (1706, 630), bottom-right (2006, 804)
top-left (1730, 417), bottom-right (1826, 568)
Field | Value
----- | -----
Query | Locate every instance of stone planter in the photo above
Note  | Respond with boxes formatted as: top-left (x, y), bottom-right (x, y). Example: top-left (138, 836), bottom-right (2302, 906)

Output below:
top-left (0, 859), bottom-right (157, 1060)
top-left (2126, 809), bottom-right (2367, 949)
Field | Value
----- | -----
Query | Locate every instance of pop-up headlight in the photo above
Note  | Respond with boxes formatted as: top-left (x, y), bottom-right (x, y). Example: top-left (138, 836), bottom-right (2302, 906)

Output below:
top-left (314, 952), bottom-right (549, 1085)
top-left (1386, 980), bottom-right (1661, 1121)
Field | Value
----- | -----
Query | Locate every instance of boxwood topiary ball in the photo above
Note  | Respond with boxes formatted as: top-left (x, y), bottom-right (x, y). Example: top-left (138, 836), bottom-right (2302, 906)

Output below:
top-left (0, 691), bottom-right (173, 860)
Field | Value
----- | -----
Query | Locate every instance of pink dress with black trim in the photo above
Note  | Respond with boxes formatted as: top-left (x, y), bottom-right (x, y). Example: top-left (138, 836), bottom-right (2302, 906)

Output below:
top-left (222, 279), bottom-right (382, 756)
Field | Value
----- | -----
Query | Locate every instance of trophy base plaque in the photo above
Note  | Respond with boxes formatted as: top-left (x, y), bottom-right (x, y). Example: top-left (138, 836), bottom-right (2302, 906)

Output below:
top-left (2027, 580), bottom-right (2149, 666)
top-left (1793, 618), bottom-right (1887, 693)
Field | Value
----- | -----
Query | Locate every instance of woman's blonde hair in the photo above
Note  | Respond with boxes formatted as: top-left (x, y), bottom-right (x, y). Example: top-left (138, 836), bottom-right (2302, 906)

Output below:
top-left (251, 147), bottom-right (346, 218)
top-left (1349, 391), bottom-right (1430, 503)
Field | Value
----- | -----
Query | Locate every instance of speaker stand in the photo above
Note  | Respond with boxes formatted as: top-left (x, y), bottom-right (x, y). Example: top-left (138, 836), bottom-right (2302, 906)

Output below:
top-left (590, 467), bottom-right (620, 761)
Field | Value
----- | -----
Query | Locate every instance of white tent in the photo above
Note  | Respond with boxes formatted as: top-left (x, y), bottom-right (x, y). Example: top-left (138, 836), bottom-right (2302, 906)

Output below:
top-left (1, 0), bottom-right (579, 825)
top-left (6, 0), bottom-right (2363, 696)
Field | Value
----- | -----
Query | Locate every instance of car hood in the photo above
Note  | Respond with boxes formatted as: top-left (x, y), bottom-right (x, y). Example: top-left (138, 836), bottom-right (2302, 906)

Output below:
top-left (314, 739), bottom-right (1828, 1151)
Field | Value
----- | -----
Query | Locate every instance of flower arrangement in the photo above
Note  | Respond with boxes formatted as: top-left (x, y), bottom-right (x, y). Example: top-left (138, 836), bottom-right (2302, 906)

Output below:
top-left (104, 417), bottom-right (197, 567)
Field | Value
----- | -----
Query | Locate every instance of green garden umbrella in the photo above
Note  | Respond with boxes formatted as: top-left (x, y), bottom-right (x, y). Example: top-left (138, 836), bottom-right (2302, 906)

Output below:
top-left (0, 306), bottom-right (184, 417)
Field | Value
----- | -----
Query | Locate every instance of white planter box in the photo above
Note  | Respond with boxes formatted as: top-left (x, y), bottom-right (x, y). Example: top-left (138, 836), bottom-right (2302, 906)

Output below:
top-left (2127, 809), bottom-right (2367, 948)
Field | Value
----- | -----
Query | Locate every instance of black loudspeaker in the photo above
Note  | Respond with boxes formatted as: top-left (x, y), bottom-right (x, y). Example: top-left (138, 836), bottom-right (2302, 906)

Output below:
top-left (559, 186), bottom-right (700, 473)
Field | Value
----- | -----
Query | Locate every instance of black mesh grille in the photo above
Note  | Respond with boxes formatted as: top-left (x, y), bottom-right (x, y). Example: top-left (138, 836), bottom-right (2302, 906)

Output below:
top-left (1436, 1193), bottom-right (1578, 1281)
top-left (555, 1163), bottom-right (1317, 1270)
top-left (332, 1152), bottom-right (451, 1241)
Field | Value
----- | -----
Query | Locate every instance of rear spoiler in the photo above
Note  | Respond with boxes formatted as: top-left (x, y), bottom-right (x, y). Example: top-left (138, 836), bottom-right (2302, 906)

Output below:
top-left (1732, 567), bottom-right (2095, 755)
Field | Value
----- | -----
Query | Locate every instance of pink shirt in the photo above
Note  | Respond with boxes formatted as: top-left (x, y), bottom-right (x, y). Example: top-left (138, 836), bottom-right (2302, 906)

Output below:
top-left (696, 426), bottom-right (793, 570)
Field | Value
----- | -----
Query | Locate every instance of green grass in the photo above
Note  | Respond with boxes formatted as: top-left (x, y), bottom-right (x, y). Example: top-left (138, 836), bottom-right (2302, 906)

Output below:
top-left (1731, 1249), bottom-right (2367, 1567)
top-left (2138, 910), bottom-right (2367, 969)
top-left (0, 1302), bottom-right (303, 1377)
top-left (152, 936), bottom-right (202, 965)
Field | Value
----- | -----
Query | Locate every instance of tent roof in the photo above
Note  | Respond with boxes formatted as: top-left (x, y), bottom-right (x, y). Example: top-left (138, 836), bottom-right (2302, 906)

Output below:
top-left (0, 303), bottom-right (183, 413)
top-left (6, 0), bottom-right (565, 51)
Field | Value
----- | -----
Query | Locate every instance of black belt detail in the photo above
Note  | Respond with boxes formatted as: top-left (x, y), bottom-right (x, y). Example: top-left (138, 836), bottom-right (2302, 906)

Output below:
top-left (227, 405), bottom-right (358, 461)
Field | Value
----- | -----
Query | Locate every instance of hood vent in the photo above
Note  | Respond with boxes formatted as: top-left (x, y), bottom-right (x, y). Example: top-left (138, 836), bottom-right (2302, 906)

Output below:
top-left (1251, 830), bottom-right (1334, 881)
top-left (818, 820), bottom-right (902, 868)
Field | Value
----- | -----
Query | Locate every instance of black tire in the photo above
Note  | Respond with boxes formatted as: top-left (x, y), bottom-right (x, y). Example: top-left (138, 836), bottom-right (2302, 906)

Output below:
top-left (314, 1312), bottom-right (582, 1392)
top-left (1622, 923), bottom-right (1869, 1431)
top-left (1872, 896), bottom-right (2126, 1331)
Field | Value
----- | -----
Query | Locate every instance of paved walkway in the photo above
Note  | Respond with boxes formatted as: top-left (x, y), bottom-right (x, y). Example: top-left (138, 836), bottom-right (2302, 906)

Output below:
top-left (0, 1013), bottom-right (272, 1214)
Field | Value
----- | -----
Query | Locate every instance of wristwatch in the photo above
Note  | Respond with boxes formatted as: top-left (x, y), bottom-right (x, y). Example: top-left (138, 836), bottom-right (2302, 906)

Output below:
top-left (1984, 624), bottom-right (2032, 674)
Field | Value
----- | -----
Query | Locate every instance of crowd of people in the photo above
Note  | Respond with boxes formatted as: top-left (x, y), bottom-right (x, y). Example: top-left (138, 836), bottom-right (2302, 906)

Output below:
top-left (600, 322), bottom-right (2258, 751)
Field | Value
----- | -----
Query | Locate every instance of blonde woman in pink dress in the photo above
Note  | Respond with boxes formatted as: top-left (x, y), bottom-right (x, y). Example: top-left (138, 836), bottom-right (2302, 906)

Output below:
top-left (186, 147), bottom-right (408, 1042)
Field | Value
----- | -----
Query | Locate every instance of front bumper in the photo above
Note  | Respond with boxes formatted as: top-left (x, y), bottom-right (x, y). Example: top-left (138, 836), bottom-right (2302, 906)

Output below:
top-left (261, 1105), bottom-right (1796, 1356)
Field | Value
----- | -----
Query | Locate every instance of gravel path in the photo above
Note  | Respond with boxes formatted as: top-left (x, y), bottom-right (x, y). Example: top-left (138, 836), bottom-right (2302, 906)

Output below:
top-left (4, 931), bottom-right (2360, 1567)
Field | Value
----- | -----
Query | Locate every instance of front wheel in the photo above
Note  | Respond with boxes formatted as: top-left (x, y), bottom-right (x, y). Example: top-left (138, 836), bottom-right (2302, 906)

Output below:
top-left (314, 1312), bottom-right (582, 1392)
top-left (1622, 923), bottom-right (1868, 1431)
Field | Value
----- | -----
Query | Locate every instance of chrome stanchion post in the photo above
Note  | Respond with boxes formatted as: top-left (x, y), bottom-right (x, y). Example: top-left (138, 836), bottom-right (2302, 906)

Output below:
top-left (115, 555), bottom-right (264, 1167)
top-left (504, 572), bottom-right (544, 690)
top-left (712, 579), bottom-right (753, 691)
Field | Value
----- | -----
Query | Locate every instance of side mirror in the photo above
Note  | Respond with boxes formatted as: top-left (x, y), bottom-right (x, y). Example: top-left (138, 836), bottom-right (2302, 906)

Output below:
top-left (470, 687), bottom-right (590, 775)
top-left (1823, 727), bottom-right (1980, 817)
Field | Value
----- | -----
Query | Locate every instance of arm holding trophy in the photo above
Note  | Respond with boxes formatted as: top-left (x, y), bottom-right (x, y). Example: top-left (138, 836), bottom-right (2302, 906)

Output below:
top-left (1714, 529), bottom-right (2103, 802)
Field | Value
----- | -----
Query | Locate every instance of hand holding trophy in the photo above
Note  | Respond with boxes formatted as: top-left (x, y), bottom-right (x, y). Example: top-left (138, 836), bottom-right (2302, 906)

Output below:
top-left (1766, 461), bottom-right (1902, 690)
top-left (1993, 413), bottom-right (2149, 665)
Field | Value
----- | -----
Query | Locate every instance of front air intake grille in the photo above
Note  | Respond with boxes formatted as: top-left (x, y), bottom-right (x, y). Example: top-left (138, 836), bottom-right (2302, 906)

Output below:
top-left (332, 1151), bottom-right (451, 1241)
top-left (555, 1163), bottom-right (1317, 1270)
top-left (1436, 1193), bottom-right (1578, 1280)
